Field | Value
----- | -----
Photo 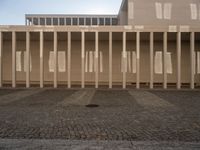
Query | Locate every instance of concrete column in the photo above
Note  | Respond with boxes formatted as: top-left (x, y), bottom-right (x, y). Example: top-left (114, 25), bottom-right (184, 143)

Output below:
top-left (44, 18), bottom-right (47, 26)
top-left (38, 18), bottom-right (41, 26)
top-left (95, 31), bottom-right (99, 88)
top-left (67, 32), bottom-right (71, 88)
top-left (26, 32), bottom-right (30, 88)
top-left (64, 18), bottom-right (66, 26)
top-left (136, 32), bottom-right (140, 89)
top-left (109, 32), bottom-right (112, 89)
top-left (163, 32), bottom-right (167, 89)
top-left (0, 32), bottom-right (2, 87)
top-left (40, 31), bottom-right (44, 88)
top-left (31, 18), bottom-right (33, 25)
top-left (54, 32), bottom-right (58, 88)
top-left (51, 18), bottom-right (53, 26)
top-left (122, 32), bottom-right (126, 89)
top-left (12, 31), bottom-right (16, 88)
top-left (26, 18), bottom-right (28, 26)
top-left (58, 18), bottom-right (60, 26)
top-left (81, 31), bottom-right (85, 88)
top-left (150, 32), bottom-right (154, 89)
top-left (177, 32), bottom-right (181, 89)
top-left (77, 18), bottom-right (79, 25)
top-left (84, 18), bottom-right (86, 26)
top-left (190, 32), bottom-right (195, 89)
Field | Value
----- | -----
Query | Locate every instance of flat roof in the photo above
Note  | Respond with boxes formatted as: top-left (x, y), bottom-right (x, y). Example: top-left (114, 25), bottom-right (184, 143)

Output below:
top-left (25, 14), bottom-right (118, 18)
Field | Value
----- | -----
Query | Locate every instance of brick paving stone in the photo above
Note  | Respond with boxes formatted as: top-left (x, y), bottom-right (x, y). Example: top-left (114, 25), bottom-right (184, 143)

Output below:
top-left (0, 89), bottom-right (44, 105)
top-left (0, 139), bottom-right (200, 150)
top-left (0, 89), bottom-right (199, 144)
top-left (58, 89), bottom-right (96, 106)
top-left (128, 90), bottom-right (175, 108)
top-left (0, 89), bottom-right (23, 96)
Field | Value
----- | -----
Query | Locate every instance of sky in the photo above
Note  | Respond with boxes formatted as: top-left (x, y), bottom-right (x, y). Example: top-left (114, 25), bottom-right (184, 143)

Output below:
top-left (0, 0), bottom-right (122, 25)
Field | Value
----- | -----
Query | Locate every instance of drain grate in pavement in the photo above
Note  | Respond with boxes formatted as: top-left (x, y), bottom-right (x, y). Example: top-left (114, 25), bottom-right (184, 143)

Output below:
top-left (85, 104), bottom-right (99, 108)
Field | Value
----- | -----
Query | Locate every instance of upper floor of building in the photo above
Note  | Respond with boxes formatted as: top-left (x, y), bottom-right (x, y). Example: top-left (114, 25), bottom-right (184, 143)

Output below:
top-left (119, 0), bottom-right (200, 27)
top-left (25, 0), bottom-right (200, 27)
top-left (25, 14), bottom-right (118, 26)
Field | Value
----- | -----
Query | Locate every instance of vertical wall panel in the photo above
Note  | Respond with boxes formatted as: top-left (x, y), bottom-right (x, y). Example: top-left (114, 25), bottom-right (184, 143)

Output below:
top-left (12, 32), bottom-right (16, 88)
top-left (40, 31), bottom-right (44, 88)
top-left (109, 32), bottom-right (112, 88)
top-left (0, 32), bottom-right (2, 87)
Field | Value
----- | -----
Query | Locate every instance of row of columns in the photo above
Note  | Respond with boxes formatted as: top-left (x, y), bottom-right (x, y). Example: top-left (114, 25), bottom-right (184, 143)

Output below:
top-left (27, 17), bottom-right (117, 26)
top-left (0, 31), bottom-right (197, 89)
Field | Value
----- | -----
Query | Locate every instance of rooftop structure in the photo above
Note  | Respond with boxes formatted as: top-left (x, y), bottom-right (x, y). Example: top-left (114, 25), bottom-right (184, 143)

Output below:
top-left (26, 0), bottom-right (200, 27)
top-left (25, 14), bottom-right (118, 26)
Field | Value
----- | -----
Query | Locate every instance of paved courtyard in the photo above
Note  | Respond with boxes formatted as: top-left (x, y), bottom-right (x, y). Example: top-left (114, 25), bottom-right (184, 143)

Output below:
top-left (0, 88), bottom-right (200, 149)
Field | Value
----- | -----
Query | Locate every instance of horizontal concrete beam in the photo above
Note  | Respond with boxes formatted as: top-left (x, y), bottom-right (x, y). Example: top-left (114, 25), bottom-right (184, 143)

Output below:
top-left (1, 25), bottom-right (200, 32)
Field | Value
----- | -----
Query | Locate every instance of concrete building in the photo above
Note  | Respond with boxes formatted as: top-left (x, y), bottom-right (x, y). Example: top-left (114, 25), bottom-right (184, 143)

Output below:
top-left (0, 0), bottom-right (200, 89)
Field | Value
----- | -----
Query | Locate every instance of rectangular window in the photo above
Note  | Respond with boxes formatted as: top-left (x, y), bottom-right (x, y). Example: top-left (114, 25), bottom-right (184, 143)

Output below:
top-left (164, 3), bottom-right (172, 19)
top-left (46, 18), bottom-right (51, 25)
top-left (85, 51), bottom-right (103, 73)
top-left (197, 51), bottom-right (200, 74)
top-left (79, 18), bottom-right (85, 25)
top-left (155, 2), bottom-right (172, 20)
top-left (112, 18), bottom-right (118, 25)
top-left (66, 18), bottom-right (71, 25)
top-left (132, 51), bottom-right (136, 73)
top-left (121, 51), bottom-right (127, 73)
top-left (128, 1), bottom-right (134, 19)
top-left (92, 18), bottom-right (98, 25)
top-left (49, 51), bottom-right (54, 72)
top-left (40, 18), bottom-right (45, 25)
top-left (53, 18), bottom-right (58, 25)
top-left (89, 51), bottom-right (94, 72)
top-left (33, 18), bottom-right (39, 25)
top-left (99, 18), bottom-right (104, 25)
top-left (58, 51), bottom-right (66, 72)
top-left (166, 52), bottom-right (172, 74)
top-left (86, 18), bottom-right (91, 25)
top-left (72, 18), bottom-right (78, 25)
top-left (190, 3), bottom-right (198, 20)
top-left (16, 51), bottom-right (22, 72)
top-left (59, 18), bottom-right (65, 26)
top-left (155, 51), bottom-right (163, 74)
top-left (99, 51), bottom-right (103, 73)
top-left (155, 2), bottom-right (163, 19)
top-left (121, 51), bottom-right (136, 73)
top-left (127, 51), bottom-right (131, 73)
top-left (105, 18), bottom-right (111, 25)
top-left (24, 51), bottom-right (32, 72)
top-left (199, 4), bottom-right (200, 20)
top-left (85, 51), bottom-right (88, 72)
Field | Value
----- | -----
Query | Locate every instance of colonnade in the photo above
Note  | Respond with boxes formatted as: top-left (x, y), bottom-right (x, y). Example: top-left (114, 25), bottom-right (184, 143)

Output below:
top-left (0, 30), bottom-right (197, 89)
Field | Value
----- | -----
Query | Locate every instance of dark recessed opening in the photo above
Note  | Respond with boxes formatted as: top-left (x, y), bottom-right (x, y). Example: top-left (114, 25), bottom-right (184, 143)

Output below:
top-left (85, 104), bottom-right (99, 108)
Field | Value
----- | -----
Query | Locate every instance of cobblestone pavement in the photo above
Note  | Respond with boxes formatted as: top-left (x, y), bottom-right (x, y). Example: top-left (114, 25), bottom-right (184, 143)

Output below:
top-left (1, 139), bottom-right (200, 150)
top-left (0, 88), bottom-right (199, 149)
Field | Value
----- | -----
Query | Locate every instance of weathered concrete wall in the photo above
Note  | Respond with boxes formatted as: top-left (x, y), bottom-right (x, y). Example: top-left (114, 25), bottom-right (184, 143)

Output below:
top-left (125, 0), bottom-right (200, 26)
top-left (2, 32), bottom-right (200, 87)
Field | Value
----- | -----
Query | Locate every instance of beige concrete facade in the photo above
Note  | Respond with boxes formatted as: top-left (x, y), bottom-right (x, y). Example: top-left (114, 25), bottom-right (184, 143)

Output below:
top-left (0, 0), bottom-right (200, 89)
